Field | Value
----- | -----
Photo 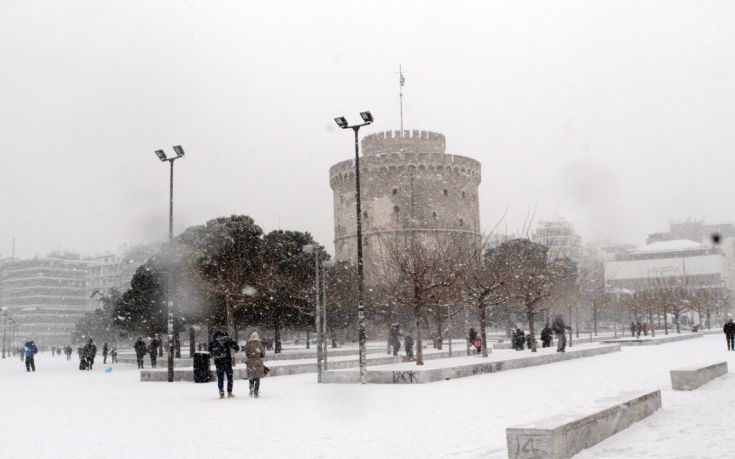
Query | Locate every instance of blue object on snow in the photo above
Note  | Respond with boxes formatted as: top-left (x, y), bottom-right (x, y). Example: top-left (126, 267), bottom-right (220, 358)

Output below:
top-left (105, 367), bottom-right (112, 374)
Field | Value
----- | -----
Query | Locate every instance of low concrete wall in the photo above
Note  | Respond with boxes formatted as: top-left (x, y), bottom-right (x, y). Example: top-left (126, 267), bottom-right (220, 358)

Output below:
top-left (671, 361), bottom-right (728, 390)
top-left (140, 349), bottom-right (460, 382)
top-left (322, 344), bottom-right (621, 384)
top-left (602, 332), bottom-right (703, 346)
top-left (506, 390), bottom-right (662, 459)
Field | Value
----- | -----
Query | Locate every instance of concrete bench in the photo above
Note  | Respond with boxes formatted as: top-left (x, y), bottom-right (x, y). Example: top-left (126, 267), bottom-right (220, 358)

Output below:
top-left (601, 332), bottom-right (703, 346)
top-left (670, 361), bottom-right (728, 390)
top-left (323, 344), bottom-right (621, 384)
top-left (506, 390), bottom-right (661, 459)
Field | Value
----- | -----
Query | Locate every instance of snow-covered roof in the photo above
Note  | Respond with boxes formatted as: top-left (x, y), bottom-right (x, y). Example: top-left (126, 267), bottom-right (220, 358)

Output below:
top-left (629, 239), bottom-right (706, 255)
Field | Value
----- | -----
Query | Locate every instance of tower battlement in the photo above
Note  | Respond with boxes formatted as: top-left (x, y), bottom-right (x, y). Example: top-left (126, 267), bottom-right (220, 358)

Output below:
top-left (361, 130), bottom-right (446, 156)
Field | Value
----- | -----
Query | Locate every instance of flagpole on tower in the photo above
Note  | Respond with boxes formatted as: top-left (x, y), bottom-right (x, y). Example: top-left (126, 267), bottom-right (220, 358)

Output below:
top-left (399, 65), bottom-right (405, 132)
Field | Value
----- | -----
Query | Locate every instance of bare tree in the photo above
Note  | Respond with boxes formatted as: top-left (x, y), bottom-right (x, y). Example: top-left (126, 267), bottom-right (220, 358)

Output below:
top-left (372, 230), bottom-right (468, 365)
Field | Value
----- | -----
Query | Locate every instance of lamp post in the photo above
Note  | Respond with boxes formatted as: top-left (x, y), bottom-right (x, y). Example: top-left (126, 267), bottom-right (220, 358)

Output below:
top-left (322, 259), bottom-right (336, 370)
top-left (303, 244), bottom-right (322, 382)
top-left (154, 145), bottom-right (185, 383)
top-left (2, 310), bottom-right (7, 359)
top-left (333, 111), bottom-right (373, 384)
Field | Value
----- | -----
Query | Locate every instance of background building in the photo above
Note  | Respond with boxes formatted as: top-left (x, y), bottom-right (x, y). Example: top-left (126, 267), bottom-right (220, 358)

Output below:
top-left (329, 129), bottom-right (481, 278)
top-left (531, 218), bottom-right (583, 263)
top-left (0, 253), bottom-right (90, 347)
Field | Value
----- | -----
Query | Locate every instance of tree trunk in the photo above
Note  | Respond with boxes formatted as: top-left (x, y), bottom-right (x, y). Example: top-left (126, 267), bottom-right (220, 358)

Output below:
top-left (189, 326), bottom-right (195, 358)
top-left (306, 329), bottom-right (310, 349)
top-left (415, 304), bottom-right (424, 365)
top-left (225, 296), bottom-right (237, 366)
top-left (435, 310), bottom-right (443, 350)
top-left (479, 304), bottom-right (488, 358)
top-left (593, 302), bottom-right (598, 336)
top-left (527, 307), bottom-right (537, 352)
top-left (675, 313), bottom-right (680, 333)
top-left (274, 323), bottom-right (282, 354)
top-left (663, 305), bottom-right (669, 335)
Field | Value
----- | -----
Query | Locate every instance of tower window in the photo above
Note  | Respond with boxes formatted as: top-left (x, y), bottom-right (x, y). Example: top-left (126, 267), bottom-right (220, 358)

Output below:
top-left (392, 188), bottom-right (398, 195)
top-left (459, 218), bottom-right (464, 227)
top-left (462, 191), bottom-right (466, 198)
top-left (443, 189), bottom-right (448, 196)
top-left (394, 206), bottom-right (400, 214)
top-left (363, 211), bottom-right (368, 219)
top-left (432, 212), bottom-right (437, 219)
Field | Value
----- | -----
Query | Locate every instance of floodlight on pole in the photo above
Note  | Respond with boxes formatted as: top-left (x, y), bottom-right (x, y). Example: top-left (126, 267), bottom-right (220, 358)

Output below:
top-left (152, 145), bottom-right (186, 382)
top-left (321, 260), bottom-right (335, 370)
top-left (332, 110), bottom-right (374, 383)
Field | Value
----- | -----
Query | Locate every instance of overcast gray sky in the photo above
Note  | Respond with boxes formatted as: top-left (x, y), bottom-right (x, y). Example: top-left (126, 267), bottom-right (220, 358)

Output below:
top-left (1, 0), bottom-right (734, 258)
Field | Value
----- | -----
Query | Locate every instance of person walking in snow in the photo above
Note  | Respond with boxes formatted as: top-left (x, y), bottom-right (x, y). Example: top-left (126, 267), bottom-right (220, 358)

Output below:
top-left (552, 315), bottom-right (571, 352)
top-left (404, 332), bottom-right (414, 360)
top-left (630, 321), bottom-right (636, 337)
top-left (723, 319), bottom-right (735, 351)
top-left (635, 321), bottom-right (642, 338)
top-left (148, 338), bottom-right (159, 368)
top-left (245, 332), bottom-right (266, 398)
top-left (24, 340), bottom-right (38, 372)
top-left (102, 343), bottom-right (109, 364)
top-left (389, 324), bottom-right (402, 356)
top-left (83, 338), bottom-right (97, 370)
top-left (64, 345), bottom-right (72, 361)
top-left (541, 324), bottom-right (553, 348)
top-left (134, 337), bottom-right (147, 369)
top-left (208, 330), bottom-right (240, 399)
top-left (111, 346), bottom-right (118, 363)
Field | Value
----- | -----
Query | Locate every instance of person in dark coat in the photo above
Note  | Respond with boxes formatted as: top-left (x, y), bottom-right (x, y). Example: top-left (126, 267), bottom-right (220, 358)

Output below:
top-left (552, 315), bottom-right (571, 352)
top-left (635, 321), bottom-right (642, 338)
top-left (64, 345), bottom-right (73, 361)
top-left (513, 329), bottom-right (525, 351)
top-left (83, 339), bottom-right (97, 370)
top-left (111, 346), bottom-right (118, 363)
top-left (541, 324), bottom-right (553, 348)
top-left (404, 332), bottom-right (414, 359)
top-left (389, 324), bottom-right (402, 356)
top-left (134, 337), bottom-right (147, 369)
top-left (24, 341), bottom-right (38, 372)
top-left (723, 319), bottom-right (735, 351)
top-left (148, 338), bottom-right (159, 368)
top-left (630, 322), bottom-right (636, 337)
top-left (102, 343), bottom-right (109, 364)
top-left (208, 330), bottom-right (240, 399)
top-left (245, 332), bottom-right (266, 398)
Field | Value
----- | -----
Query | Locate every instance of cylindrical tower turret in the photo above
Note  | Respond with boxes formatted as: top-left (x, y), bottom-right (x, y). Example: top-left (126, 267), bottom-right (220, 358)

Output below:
top-left (329, 130), bottom-right (482, 271)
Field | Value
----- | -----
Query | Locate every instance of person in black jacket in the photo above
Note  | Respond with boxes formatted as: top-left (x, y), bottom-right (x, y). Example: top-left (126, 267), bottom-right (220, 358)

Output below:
top-left (541, 324), bottom-right (553, 348)
top-left (134, 337), bottom-right (147, 369)
top-left (208, 330), bottom-right (240, 399)
top-left (148, 337), bottom-right (159, 368)
top-left (404, 333), bottom-right (414, 360)
top-left (102, 343), bottom-right (109, 364)
top-left (552, 315), bottom-right (571, 352)
top-left (83, 339), bottom-right (97, 370)
top-left (724, 319), bottom-right (735, 351)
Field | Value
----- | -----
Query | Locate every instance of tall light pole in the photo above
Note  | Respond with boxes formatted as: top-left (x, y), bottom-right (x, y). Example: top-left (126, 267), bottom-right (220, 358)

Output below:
top-left (154, 145), bottom-right (185, 383)
top-left (333, 111), bottom-right (373, 384)
top-left (322, 259), bottom-right (336, 370)
top-left (2, 310), bottom-right (7, 359)
top-left (303, 244), bottom-right (322, 382)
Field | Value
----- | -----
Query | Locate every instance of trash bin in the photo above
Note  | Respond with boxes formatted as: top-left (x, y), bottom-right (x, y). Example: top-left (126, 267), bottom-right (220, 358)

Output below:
top-left (193, 351), bottom-right (211, 383)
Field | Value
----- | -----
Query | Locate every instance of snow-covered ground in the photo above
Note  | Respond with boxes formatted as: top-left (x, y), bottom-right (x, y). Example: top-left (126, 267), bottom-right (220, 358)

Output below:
top-left (1, 334), bottom-right (732, 458)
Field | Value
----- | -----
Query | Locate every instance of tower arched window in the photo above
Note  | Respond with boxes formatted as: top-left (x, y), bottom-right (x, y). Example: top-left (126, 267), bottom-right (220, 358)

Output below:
top-left (394, 206), bottom-right (400, 214)
top-left (392, 188), bottom-right (398, 195)
top-left (443, 189), bottom-right (448, 196)
top-left (459, 218), bottom-right (464, 227)
top-left (432, 212), bottom-right (437, 219)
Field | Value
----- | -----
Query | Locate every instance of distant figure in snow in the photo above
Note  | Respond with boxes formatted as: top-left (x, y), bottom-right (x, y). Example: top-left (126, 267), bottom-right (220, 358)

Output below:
top-left (634, 321), bottom-right (642, 339)
top-left (630, 322), bottom-right (636, 337)
top-left (512, 329), bottom-right (525, 351)
top-left (102, 343), bottom-right (109, 364)
top-left (472, 335), bottom-right (483, 354)
top-left (51, 346), bottom-right (57, 357)
top-left (24, 341), bottom-right (38, 372)
top-left (541, 324), bottom-right (553, 348)
top-left (468, 328), bottom-right (478, 353)
top-left (148, 338), bottom-right (159, 368)
top-left (83, 338), bottom-right (97, 370)
top-left (404, 332), bottom-right (414, 360)
top-left (552, 315), bottom-right (571, 352)
top-left (724, 319), bottom-right (735, 351)
top-left (64, 345), bottom-right (73, 361)
top-left (134, 337), bottom-right (147, 369)
top-left (642, 321), bottom-right (648, 336)
top-left (389, 324), bottom-right (402, 356)
top-left (245, 332), bottom-right (265, 399)
top-left (111, 346), bottom-right (118, 363)
top-left (208, 330), bottom-right (240, 399)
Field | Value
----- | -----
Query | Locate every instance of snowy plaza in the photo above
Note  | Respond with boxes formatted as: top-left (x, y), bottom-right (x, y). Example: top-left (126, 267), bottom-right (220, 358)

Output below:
top-left (1, 333), bottom-right (733, 458)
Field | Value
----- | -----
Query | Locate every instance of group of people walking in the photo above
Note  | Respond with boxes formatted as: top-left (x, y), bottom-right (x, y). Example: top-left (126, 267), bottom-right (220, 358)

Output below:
top-left (78, 338), bottom-right (97, 370)
top-left (630, 321), bottom-right (649, 338)
top-left (208, 330), bottom-right (266, 399)
top-left (133, 336), bottom-right (160, 369)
